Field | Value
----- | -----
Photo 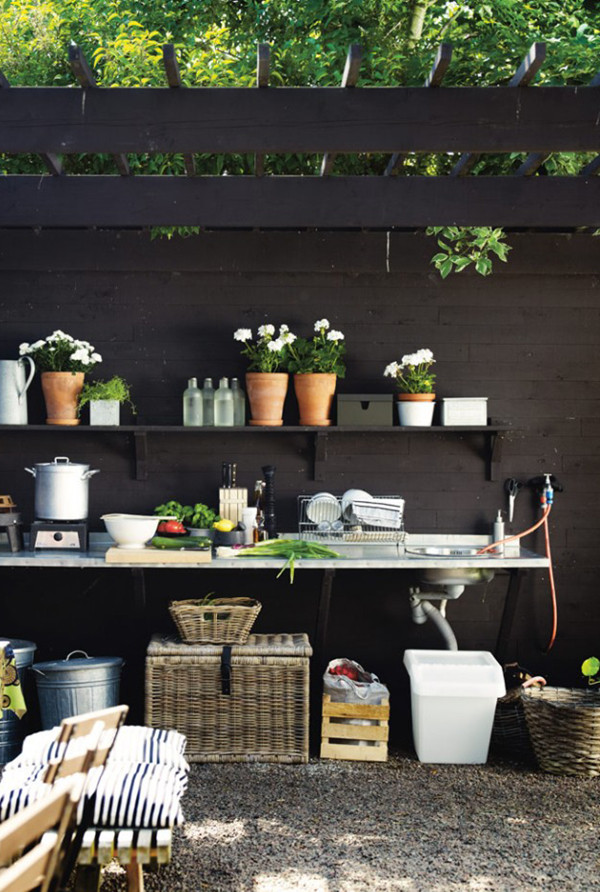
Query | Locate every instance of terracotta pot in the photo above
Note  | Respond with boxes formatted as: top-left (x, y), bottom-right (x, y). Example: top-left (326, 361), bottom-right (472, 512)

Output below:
top-left (41, 372), bottom-right (85, 426)
top-left (245, 372), bottom-right (288, 426)
top-left (396, 392), bottom-right (436, 427)
top-left (294, 373), bottom-right (337, 426)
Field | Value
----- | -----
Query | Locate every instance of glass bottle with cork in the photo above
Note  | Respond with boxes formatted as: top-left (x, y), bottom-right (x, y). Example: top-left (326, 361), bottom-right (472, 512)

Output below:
top-left (253, 478), bottom-right (268, 542)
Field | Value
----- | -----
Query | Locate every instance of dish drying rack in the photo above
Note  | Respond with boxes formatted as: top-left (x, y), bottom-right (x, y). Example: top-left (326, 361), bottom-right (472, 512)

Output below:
top-left (297, 495), bottom-right (405, 544)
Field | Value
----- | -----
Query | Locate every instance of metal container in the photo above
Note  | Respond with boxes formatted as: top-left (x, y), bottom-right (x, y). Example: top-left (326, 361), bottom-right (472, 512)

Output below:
top-left (32, 650), bottom-right (124, 730)
top-left (24, 456), bottom-right (100, 521)
top-left (0, 638), bottom-right (37, 763)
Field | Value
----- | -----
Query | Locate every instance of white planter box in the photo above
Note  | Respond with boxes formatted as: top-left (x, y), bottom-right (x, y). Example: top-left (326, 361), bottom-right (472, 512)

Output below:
top-left (440, 398), bottom-right (487, 426)
top-left (90, 400), bottom-right (120, 426)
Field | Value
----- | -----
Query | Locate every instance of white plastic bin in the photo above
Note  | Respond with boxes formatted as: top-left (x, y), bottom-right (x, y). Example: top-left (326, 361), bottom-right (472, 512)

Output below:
top-left (403, 649), bottom-right (505, 764)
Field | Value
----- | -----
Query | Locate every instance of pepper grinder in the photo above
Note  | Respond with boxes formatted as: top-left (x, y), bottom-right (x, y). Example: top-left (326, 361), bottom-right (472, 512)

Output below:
top-left (262, 465), bottom-right (277, 539)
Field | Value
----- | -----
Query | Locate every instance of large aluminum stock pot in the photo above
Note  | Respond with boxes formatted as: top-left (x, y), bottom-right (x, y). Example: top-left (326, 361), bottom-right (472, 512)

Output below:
top-left (25, 456), bottom-right (100, 521)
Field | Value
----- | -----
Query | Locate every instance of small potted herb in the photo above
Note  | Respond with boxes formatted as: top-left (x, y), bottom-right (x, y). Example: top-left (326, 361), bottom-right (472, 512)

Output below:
top-left (78, 376), bottom-right (136, 426)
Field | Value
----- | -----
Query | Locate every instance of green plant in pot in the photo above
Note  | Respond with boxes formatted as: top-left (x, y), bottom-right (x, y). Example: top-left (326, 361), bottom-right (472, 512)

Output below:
top-left (78, 376), bottom-right (136, 426)
top-left (286, 319), bottom-right (346, 426)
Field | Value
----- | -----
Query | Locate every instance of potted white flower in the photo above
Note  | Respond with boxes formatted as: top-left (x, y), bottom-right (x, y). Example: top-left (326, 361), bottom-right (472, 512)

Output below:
top-left (19, 330), bottom-right (102, 426)
top-left (286, 318), bottom-right (346, 426)
top-left (233, 324), bottom-right (296, 426)
top-left (383, 349), bottom-right (436, 426)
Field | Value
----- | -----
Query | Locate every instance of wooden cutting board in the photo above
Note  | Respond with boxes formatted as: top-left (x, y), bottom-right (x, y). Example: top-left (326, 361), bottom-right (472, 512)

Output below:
top-left (105, 546), bottom-right (212, 564)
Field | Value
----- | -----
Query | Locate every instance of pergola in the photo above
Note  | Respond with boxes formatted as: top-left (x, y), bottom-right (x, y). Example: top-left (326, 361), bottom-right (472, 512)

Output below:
top-left (1, 41), bottom-right (599, 229)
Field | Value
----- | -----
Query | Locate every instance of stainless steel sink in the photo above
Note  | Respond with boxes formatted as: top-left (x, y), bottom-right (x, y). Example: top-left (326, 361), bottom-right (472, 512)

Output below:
top-left (405, 545), bottom-right (495, 586)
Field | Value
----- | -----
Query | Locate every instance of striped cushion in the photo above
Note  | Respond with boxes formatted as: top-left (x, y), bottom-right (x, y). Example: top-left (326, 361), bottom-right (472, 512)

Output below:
top-left (0, 762), bottom-right (188, 828)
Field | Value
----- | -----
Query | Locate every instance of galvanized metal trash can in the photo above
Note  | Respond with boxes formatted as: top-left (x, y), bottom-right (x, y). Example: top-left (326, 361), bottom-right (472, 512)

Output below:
top-left (32, 650), bottom-right (124, 730)
top-left (0, 638), bottom-right (36, 763)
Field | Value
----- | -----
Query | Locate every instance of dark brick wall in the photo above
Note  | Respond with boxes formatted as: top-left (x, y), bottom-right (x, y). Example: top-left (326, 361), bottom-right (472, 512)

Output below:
top-left (0, 230), bottom-right (598, 730)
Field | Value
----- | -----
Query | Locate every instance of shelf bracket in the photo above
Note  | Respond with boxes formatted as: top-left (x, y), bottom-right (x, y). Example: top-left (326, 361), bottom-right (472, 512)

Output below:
top-left (132, 431), bottom-right (148, 481)
top-left (486, 430), bottom-right (504, 481)
top-left (313, 431), bottom-right (329, 482)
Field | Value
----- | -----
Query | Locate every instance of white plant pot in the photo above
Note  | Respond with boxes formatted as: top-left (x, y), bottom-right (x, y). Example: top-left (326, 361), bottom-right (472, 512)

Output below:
top-left (397, 400), bottom-right (435, 427)
top-left (90, 400), bottom-right (120, 426)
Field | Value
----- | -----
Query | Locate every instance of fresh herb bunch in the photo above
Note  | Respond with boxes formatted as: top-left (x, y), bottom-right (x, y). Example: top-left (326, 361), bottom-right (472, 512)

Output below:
top-left (383, 349), bottom-right (436, 394)
top-left (77, 376), bottom-right (136, 414)
top-left (426, 226), bottom-right (512, 279)
top-left (233, 323), bottom-right (296, 373)
top-left (154, 500), bottom-right (219, 529)
top-left (19, 330), bottom-right (102, 373)
top-left (286, 319), bottom-right (346, 377)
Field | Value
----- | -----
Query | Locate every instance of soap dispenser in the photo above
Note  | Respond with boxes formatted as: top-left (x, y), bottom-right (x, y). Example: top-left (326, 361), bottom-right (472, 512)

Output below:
top-left (493, 510), bottom-right (505, 555)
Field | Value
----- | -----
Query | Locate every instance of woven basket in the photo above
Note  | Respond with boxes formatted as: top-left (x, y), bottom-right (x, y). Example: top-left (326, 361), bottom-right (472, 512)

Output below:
top-left (491, 695), bottom-right (536, 762)
top-left (169, 597), bottom-right (261, 644)
top-left (521, 686), bottom-right (600, 777)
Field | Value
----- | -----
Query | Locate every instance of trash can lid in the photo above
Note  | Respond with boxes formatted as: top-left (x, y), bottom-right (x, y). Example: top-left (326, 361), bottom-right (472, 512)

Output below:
top-left (32, 654), bottom-right (124, 673)
top-left (0, 637), bottom-right (37, 654)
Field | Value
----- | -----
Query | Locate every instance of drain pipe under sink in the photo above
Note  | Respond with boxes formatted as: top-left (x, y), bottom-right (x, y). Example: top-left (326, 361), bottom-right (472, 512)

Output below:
top-left (409, 586), bottom-right (464, 650)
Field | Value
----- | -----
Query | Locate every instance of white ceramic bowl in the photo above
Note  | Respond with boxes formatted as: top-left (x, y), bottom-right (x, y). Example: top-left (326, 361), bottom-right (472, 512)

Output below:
top-left (305, 492), bottom-right (342, 524)
top-left (101, 513), bottom-right (175, 549)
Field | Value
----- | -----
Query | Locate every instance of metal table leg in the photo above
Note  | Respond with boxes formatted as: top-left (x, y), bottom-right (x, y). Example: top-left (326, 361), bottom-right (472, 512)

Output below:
top-left (310, 569), bottom-right (336, 749)
top-left (495, 569), bottom-right (527, 664)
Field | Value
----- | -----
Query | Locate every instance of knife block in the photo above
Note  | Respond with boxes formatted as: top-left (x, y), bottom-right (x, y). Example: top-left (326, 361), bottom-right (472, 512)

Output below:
top-left (219, 487), bottom-right (248, 526)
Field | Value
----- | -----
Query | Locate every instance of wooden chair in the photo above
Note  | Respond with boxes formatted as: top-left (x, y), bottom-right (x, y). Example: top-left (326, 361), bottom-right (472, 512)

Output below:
top-left (0, 779), bottom-right (82, 892)
top-left (42, 706), bottom-right (129, 785)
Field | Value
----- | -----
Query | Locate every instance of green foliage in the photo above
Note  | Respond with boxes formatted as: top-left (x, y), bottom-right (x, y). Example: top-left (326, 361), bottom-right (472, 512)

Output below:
top-left (286, 320), bottom-right (346, 377)
top-left (153, 499), bottom-right (219, 528)
top-left (77, 376), bottom-right (136, 411)
top-left (426, 226), bottom-right (512, 278)
top-left (581, 656), bottom-right (600, 685)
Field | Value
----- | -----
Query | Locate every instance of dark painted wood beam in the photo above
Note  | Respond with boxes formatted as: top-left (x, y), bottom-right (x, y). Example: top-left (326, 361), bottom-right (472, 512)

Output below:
top-left (68, 45), bottom-right (130, 176)
top-left (0, 70), bottom-right (63, 175)
top-left (451, 42), bottom-right (546, 177)
top-left (255, 43), bottom-right (270, 177)
top-left (385, 43), bottom-right (452, 177)
top-left (2, 175), bottom-right (600, 228)
top-left (518, 68), bottom-right (600, 177)
top-left (578, 71), bottom-right (600, 177)
top-left (320, 44), bottom-right (363, 176)
top-left (162, 44), bottom-right (196, 177)
top-left (4, 86), bottom-right (599, 155)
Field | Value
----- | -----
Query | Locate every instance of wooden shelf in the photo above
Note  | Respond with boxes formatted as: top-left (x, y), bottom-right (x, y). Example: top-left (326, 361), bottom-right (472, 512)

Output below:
top-left (0, 424), bottom-right (511, 482)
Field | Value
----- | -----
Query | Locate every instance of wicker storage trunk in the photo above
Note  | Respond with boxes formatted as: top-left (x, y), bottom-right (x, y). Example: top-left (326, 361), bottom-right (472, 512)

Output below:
top-left (145, 633), bottom-right (312, 763)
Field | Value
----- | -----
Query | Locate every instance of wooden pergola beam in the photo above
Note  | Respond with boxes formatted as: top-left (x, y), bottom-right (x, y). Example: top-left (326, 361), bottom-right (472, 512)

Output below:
top-left (68, 45), bottom-right (130, 176)
top-left (162, 45), bottom-right (196, 177)
top-left (320, 44), bottom-right (363, 176)
top-left (385, 42), bottom-right (452, 177)
top-left (451, 42), bottom-right (546, 177)
top-left (2, 86), bottom-right (599, 155)
top-left (0, 71), bottom-right (62, 175)
top-left (2, 175), bottom-right (600, 228)
top-left (255, 43), bottom-right (270, 177)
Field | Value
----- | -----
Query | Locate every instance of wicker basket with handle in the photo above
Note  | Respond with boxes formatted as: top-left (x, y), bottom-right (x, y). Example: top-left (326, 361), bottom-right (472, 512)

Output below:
top-left (521, 685), bottom-right (600, 777)
top-left (169, 597), bottom-right (261, 644)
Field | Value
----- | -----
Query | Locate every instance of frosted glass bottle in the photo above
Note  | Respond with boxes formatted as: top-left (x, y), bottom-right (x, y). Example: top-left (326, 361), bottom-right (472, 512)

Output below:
top-left (202, 377), bottom-right (215, 427)
top-left (214, 377), bottom-right (234, 426)
top-left (231, 377), bottom-right (246, 426)
top-left (183, 377), bottom-right (203, 426)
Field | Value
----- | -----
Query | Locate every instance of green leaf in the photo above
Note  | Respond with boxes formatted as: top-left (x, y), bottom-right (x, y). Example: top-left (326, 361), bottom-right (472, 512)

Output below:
top-left (454, 256), bottom-right (472, 271)
top-left (582, 657), bottom-right (600, 678)
top-left (431, 253), bottom-right (448, 264)
top-left (440, 260), bottom-right (453, 278)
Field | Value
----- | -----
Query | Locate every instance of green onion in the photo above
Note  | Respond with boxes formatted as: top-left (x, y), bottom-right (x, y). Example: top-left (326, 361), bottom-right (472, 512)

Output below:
top-left (237, 538), bottom-right (342, 583)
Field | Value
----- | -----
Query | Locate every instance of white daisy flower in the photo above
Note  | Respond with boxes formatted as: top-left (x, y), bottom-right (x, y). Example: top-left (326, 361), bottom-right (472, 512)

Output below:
top-left (314, 318), bottom-right (330, 332)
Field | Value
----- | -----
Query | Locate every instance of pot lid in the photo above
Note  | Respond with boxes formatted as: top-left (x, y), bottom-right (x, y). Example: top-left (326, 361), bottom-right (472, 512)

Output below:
top-left (32, 654), bottom-right (123, 672)
top-left (34, 456), bottom-right (90, 473)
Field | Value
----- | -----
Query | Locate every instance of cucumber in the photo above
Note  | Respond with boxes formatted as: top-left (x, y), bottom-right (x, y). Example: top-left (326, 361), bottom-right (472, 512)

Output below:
top-left (150, 536), bottom-right (211, 550)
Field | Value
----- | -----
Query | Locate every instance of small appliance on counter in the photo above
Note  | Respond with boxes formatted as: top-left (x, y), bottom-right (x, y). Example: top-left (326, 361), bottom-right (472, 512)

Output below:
top-left (0, 494), bottom-right (24, 552)
top-left (25, 456), bottom-right (100, 551)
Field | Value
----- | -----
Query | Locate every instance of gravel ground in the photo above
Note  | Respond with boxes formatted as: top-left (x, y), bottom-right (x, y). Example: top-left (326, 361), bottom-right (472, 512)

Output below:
top-left (96, 750), bottom-right (600, 892)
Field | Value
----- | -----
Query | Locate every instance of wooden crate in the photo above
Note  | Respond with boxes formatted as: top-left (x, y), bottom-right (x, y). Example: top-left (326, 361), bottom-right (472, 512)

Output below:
top-left (320, 694), bottom-right (389, 762)
top-left (145, 633), bottom-right (312, 763)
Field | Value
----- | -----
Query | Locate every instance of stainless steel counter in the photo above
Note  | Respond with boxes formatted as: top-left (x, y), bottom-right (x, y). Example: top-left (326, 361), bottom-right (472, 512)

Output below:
top-left (0, 533), bottom-right (549, 570)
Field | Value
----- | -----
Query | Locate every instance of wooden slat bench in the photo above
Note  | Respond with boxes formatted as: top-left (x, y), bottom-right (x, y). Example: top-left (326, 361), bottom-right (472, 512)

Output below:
top-left (74, 828), bottom-right (172, 891)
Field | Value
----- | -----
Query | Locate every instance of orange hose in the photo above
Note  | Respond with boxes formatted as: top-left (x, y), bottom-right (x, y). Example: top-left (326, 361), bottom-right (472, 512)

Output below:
top-left (543, 513), bottom-right (558, 652)
top-left (476, 505), bottom-right (552, 555)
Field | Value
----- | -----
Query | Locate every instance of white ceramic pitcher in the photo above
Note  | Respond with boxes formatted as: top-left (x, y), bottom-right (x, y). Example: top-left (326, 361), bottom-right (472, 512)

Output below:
top-left (0, 357), bottom-right (36, 424)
